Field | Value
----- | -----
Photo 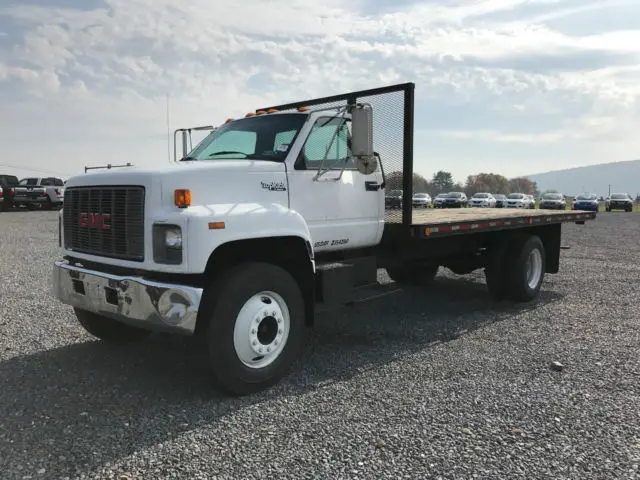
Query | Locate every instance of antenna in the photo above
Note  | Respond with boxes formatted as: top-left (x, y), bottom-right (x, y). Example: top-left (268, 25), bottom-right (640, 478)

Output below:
top-left (166, 94), bottom-right (171, 163)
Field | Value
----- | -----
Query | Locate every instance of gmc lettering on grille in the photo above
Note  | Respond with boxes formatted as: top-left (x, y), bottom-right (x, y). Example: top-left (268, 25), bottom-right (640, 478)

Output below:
top-left (79, 212), bottom-right (111, 230)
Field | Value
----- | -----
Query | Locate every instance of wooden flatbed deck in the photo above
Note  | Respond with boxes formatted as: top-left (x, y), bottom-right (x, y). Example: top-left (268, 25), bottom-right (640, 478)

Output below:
top-left (384, 208), bottom-right (597, 239)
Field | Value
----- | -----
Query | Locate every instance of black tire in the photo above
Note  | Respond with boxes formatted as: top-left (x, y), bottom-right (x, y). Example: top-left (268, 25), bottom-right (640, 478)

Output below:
top-left (202, 262), bottom-right (307, 396)
top-left (484, 240), bottom-right (510, 301)
top-left (386, 263), bottom-right (439, 286)
top-left (74, 308), bottom-right (151, 343)
top-left (504, 235), bottom-right (546, 302)
top-left (43, 197), bottom-right (53, 210)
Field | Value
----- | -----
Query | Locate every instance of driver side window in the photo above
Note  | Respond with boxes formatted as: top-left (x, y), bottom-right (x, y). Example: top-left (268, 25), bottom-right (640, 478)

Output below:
top-left (299, 117), bottom-right (355, 170)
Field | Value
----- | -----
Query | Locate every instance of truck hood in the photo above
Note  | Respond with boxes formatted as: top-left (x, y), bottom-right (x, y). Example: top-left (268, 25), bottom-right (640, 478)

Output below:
top-left (63, 160), bottom-right (289, 212)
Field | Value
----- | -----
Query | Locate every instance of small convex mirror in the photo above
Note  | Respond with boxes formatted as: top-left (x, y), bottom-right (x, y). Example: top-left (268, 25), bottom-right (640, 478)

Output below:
top-left (351, 104), bottom-right (377, 175)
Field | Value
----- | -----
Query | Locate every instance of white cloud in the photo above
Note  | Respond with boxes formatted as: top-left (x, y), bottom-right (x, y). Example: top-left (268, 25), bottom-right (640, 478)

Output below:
top-left (0, 0), bottom-right (638, 182)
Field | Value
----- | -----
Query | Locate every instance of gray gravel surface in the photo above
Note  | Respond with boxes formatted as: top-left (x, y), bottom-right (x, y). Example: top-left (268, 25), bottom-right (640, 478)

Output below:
top-left (1, 210), bottom-right (639, 480)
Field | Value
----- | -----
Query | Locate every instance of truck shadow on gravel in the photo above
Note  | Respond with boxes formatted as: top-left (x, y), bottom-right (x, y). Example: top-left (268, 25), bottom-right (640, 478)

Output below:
top-left (0, 275), bottom-right (564, 477)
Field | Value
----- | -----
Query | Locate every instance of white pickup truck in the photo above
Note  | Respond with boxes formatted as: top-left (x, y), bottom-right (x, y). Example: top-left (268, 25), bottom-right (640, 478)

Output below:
top-left (14, 176), bottom-right (65, 210)
top-left (52, 83), bottom-right (596, 396)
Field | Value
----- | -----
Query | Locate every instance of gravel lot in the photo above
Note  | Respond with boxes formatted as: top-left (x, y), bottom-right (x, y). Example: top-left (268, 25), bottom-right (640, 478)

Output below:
top-left (1, 210), bottom-right (639, 480)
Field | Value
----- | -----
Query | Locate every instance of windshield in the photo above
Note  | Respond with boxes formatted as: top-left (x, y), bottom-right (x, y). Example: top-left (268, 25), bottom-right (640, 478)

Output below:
top-left (473, 193), bottom-right (489, 198)
top-left (611, 193), bottom-right (629, 199)
top-left (446, 192), bottom-right (462, 198)
top-left (508, 193), bottom-right (524, 199)
top-left (576, 194), bottom-right (597, 200)
top-left (185, 113), bottom-right (308, 161)
top-left (413, 193), bottom-right (427, 198)
top-left (542, 193), bottom-right (563, 200)
top-left (494, 194), bottom-right (505, 199)
top-left (388, 190), bottom-right (402, 197)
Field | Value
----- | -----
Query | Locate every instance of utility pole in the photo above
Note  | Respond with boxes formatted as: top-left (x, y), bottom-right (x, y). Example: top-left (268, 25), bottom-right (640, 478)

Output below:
top-left (608, 184), bottom-right (611, 197)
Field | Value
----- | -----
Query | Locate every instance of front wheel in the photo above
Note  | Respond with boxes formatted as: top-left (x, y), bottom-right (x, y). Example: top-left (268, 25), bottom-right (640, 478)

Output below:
top-left (203, 262), bottom-right (307, 396)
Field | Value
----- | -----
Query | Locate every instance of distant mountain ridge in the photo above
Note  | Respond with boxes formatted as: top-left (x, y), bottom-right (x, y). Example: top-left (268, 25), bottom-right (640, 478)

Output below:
top-left (525, 159), bottom-right (640, 197)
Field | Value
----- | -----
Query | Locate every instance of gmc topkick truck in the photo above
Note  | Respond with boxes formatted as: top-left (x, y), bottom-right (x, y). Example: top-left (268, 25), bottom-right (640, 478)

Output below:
top-left (52, 83), bottom-right (596, 396)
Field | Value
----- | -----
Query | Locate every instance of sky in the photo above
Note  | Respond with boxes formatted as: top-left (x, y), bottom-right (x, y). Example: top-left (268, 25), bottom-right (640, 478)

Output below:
top-left (0, 0), bottom-right (639, 184)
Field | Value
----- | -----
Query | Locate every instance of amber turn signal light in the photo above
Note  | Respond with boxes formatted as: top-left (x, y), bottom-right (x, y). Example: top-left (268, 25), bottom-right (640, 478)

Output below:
top-left (174, 189), bottom-right (191, 208)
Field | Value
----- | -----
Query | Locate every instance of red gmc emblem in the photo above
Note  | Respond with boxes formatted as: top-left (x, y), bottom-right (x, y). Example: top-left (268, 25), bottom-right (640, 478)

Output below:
top-left (79, 212), bottom-right (111, 230)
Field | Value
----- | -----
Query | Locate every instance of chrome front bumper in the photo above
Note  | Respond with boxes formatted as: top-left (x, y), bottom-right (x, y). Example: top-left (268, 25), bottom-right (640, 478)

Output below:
top-left (52, 260), bottom-right (203, 335)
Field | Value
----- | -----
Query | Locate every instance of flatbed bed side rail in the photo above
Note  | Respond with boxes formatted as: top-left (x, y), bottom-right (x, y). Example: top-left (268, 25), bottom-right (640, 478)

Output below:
top-left (257, 82), bottom-right (416, 227)
top-left (409, 211), bottom-right (596, 239)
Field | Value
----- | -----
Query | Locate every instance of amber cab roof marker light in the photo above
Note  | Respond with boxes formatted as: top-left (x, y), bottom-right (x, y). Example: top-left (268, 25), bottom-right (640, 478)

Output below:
top-left (174, 189), bottom-right (191, 208)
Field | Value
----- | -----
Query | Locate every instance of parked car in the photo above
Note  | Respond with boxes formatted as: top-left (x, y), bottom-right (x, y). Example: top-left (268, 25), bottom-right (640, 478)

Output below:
top-left (13, 177), bottom-right (65, 210)
top-left (412, 192), bottom-right (432, 208)
top-left (433, 193), bottom-right (448, 208)
top-left (493, 194), bottom-right (507, 208)
top-left (0, 174), bottom-right (19, 211)
top-left (505, 193), bottom-right (531, 209)
top-left (539, 192), bottom-right (567, 210)
top-left (572, 194), bottom-right (599, 212)
top-left (525, 195), bottom-right (536, 209)
top-left (605, 193), bottom-right (633, 212)
top-left (441, 191), bottom-right (468, 208)
top-left (469, 192), bottom-right (496, 208)
top-left (385, 189), bottom-right (403, 209)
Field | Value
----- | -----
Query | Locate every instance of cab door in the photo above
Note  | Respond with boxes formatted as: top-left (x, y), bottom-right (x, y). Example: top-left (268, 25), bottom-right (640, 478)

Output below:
top-left (286, 115), bottom-right (384, 252)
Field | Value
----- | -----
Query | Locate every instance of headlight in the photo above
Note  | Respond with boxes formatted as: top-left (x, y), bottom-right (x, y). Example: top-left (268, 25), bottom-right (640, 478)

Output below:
top-left (153, 224), bottom-right (183, 265)
top-left (165, 228), bottom-right (182, 248)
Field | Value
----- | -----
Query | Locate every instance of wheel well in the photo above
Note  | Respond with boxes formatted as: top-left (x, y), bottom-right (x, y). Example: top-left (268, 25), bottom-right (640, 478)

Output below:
top-left (196, 236), bottom-right (315, 335)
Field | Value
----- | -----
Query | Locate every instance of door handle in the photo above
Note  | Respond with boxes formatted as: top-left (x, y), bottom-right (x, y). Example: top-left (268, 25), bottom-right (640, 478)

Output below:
top-left (365, 181), bottom-right (381, 191)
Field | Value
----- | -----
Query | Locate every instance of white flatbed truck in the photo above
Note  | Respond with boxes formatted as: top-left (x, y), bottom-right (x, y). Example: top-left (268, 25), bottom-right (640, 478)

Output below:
top-left (52, 83), bottom-right (596, 395)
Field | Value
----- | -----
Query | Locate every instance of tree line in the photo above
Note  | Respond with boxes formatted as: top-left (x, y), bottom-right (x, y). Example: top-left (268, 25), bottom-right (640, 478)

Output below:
top-left (385, 170), bottom-right (539, 197)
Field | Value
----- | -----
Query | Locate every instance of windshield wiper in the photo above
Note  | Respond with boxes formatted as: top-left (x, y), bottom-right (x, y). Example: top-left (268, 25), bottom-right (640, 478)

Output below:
top-left (179, 156), bottom-right (196, 162)
top-left (208, 151), bottom-right (249, 157)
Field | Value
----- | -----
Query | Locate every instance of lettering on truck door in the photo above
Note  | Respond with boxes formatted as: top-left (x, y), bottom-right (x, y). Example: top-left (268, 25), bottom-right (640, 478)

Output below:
top-left (287, 114), bottom-right (384, 252)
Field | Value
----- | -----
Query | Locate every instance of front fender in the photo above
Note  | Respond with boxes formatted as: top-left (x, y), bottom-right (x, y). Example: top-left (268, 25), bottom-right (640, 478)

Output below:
top-left (184, 203), bottom-right (314, 273)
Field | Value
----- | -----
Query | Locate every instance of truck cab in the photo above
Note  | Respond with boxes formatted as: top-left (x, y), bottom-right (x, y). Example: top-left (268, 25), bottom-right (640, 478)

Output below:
top-left (54, 102), bottom-right (384, 395)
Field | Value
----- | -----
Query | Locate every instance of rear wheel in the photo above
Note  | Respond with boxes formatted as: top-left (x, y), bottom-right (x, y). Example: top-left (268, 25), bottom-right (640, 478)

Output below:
top-left (485, 235), bottom-right (546, 302)
top-left (202, 262), bottom-right (307, 396)
top-left (74, 308), bottom-right (152, 343)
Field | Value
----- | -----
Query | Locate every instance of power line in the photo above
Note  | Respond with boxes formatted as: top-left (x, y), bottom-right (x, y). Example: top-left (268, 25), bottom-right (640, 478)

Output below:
top-left (0, 162), bottom-right (79, 178)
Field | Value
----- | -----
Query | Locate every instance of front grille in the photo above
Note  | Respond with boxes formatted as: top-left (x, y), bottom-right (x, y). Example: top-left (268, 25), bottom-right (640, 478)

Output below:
top-left (63, 186), bottom-right (145, 261)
